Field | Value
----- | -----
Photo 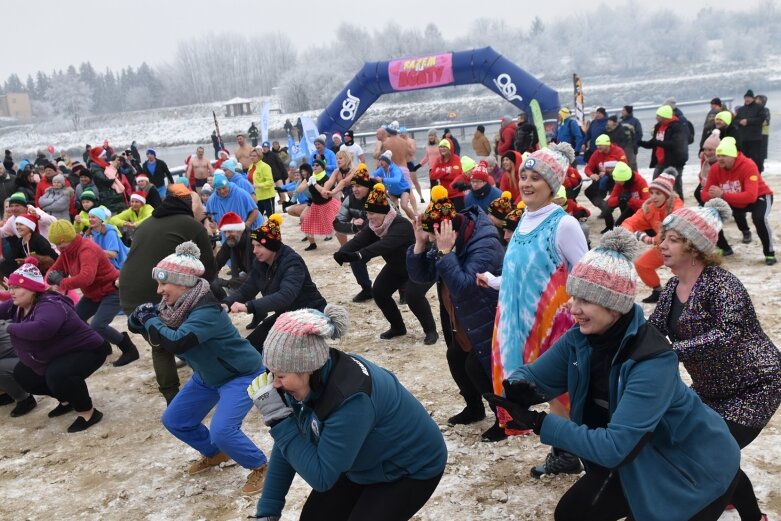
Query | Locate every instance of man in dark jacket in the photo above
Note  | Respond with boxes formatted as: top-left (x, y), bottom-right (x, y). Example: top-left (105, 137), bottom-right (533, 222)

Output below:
top-left (583, 107), bottom-right (608, 160)
top-left (119, 188), bottom-right (217, 403)
top-left (333, 166), bottom-right (373, 302)
top-left (0, 164), bottom-right (16, 210)
top-left (735, 89), bottom-right (765, 171)
top-left (620, 105), bottom-right (643, 155)
top-left (141, 148), bottom-right (174, 198)
top-left (407, 204), bottom-right (505, 441)
top-left (248, 123), bottom-right (260, 148)
top-left (638, 104), bottom-right (688, 199)
top-left (223, 215), bottom-right (326, 352)
top-left (261, 141), bottom-right (288, 187)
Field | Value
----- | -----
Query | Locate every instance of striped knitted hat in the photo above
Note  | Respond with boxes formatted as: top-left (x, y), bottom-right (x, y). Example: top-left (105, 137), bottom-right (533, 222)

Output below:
top-left (488, 191), bottom-right (515, 220)
top-left (152, 241), bottom-right (204, 287)
top-left (263, 305), bottom-right (349, 373)
top-left (649, 169), bottom-right (677, 198)
top-left (522, 142), bottom-right (575, 194)
top-left (662, 198), bottom-right (731, 254)
top-left (566, 228), bottom-right (641, 313)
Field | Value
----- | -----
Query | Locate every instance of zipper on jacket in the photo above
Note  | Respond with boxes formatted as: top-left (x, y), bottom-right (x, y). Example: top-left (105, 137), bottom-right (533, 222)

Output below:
top-left (652, 446), bottom-right (697, 486)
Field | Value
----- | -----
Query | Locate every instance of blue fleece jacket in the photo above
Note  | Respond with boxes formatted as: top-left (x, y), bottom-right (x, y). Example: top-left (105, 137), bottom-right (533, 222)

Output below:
top-left (372, 162), bottom-right (410, 196)
top-left (510, 306), bottom-right (740, 521)
top-left (205, 183), bottom-right (258, 227)
top-left (228, 172), bottom-right (255, 196)
top-left (257, 352), bottom-right (447, 517)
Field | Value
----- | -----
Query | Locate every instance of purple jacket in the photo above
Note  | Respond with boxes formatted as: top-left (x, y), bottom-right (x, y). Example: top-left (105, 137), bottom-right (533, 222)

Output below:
top-left (0, 291), bottom-right (105, 375)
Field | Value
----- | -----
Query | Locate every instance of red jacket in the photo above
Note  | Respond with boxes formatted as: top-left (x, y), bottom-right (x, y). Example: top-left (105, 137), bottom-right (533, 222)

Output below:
top-left (497, 122), bottom-right (517, 156)
top-left (702, 153), bottom-right (773, 208)
top-left (564, 165), bottom-right (583, 190)
top-left (499, 150), bottom-right (523, 203)
top-left (564, 199), bottom-right (590, 219)
top-left (48, 235), bottom-right (119, 301)
top-left (585, 144), bottom-right (627, 176)
top-left (430, 153), bottom-right (464, 199)
top-left (607, 172), bottom-right (650, 210)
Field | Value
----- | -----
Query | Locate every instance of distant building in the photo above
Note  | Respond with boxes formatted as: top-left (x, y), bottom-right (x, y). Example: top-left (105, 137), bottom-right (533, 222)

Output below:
top-left (0, 92), bottom-right (32, 122)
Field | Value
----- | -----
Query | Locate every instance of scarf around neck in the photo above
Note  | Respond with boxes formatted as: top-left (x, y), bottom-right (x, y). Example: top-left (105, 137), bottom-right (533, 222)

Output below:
top-left (369, 207), bottom-right (397, 238)
top-left (158, 278), bottom-right (210, 329)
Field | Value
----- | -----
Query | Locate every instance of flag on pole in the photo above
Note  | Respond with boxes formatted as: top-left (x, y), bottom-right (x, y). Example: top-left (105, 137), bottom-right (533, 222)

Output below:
top-left (288, 134), bottom-right (306, 163)
top-left (529, 99), bottom-right (547, 149)
top-left (573, 74), bottom-right (585, 127)
top-left (300, 117), bottom-right (319, 158)
top-left (260, 101), bottom-right (270, 145)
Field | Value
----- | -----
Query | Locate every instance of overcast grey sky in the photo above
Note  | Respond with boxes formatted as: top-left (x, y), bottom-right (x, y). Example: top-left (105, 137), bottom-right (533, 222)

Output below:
top-left (2, 0), bottom-right (764, 82)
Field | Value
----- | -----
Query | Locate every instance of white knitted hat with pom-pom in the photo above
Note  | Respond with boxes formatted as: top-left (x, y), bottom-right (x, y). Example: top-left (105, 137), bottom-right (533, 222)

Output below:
top-left (662, 198), bottom-right (731, 255)
top-left (152, 241), bottom-right (205, 287)
top-left (566, 228), bottom-right (641, 313)
top-left (522, 142), bottom-right (576, 194)
top-left (263, 304), bottom-right (349, 373)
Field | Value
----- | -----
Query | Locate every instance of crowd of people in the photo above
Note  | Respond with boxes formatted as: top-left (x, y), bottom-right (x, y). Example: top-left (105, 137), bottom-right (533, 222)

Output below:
top-left (0, 87), bottom-right (779, 520)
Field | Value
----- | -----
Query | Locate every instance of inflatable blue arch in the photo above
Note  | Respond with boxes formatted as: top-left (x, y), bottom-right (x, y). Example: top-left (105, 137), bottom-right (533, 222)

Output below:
top-left (316, 46), bottom-right (560, 136)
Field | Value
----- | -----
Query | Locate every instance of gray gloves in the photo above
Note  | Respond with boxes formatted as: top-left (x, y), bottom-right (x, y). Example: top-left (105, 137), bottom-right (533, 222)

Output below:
top-left (247, 373), bottom-right (293, 428)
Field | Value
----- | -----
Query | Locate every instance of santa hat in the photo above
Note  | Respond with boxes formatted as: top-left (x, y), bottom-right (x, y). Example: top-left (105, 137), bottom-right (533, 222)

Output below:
top-left (8, 257), bottom-right (47, 293)
top-left (16, 213), bottom-right (38, 232)
top-left (135, 174), bottom-right (149, 182)
top-left (218, 212), bottom-right (246, 232)
top-left (129, 192), bottom-right (147, 204)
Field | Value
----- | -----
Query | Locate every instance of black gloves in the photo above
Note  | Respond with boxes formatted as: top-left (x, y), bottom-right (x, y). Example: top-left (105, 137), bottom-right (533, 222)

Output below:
top-left (46, 270), bottom-right (66, 285)
top-left (333, 251), bottom-right (361, 266)
top-left (411, 163), bottom-right (422, 172)
top-left (452, 181), bottom-right (469, 192)
top-left (483, 379), bottom-right (548, 434)
top-left (618, 192), bottom-right (632, 204)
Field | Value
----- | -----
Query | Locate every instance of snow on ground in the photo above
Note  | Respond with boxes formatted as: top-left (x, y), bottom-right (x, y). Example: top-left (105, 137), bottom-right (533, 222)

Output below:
top-left (0, 162), bottom-right (779, 520)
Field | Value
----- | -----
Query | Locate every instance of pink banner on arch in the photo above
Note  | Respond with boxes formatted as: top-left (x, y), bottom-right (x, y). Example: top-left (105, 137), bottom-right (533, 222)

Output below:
top-left (388, 53), bottom-right (454, 91)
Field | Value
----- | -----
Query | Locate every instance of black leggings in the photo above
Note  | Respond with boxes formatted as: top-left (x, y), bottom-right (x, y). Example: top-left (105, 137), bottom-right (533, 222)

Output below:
top-left (13, 343), bottom-right (109, 412)
top-left (717, 195), bottom-right (775, 256)
top-left (373, 265), bottom-right (436, 334)
top-left (245, 313), bottom-right (280, 353)
top-left (726, 420), bottom-right (764, 521)
top-left (554, 465), bottom-right (739, 521)
top-left (441, 305), bottom-right (492, 409)
top-left (300, 472), bottom-right (443, 521)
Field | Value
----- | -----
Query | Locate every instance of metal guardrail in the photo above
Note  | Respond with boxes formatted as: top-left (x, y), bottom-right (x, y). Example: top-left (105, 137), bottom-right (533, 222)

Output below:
top-left (351, 97), bottom-right (735, 146)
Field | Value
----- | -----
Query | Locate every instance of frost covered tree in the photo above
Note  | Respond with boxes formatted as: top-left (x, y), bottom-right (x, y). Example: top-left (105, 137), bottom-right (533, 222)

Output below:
top-left (45, 75), bottom-right (93, 130)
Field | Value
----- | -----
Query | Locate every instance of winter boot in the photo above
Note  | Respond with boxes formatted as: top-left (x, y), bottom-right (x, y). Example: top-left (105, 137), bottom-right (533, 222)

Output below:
top-left (241, 464), bottom-right (267, 495)
top-left (380, 326), bottom-right (407, 340)
top-left (352, 287), bottom-right (373, 303)
top-left (742, 230), bottom-right (752, 244)
top-left (447, 405), bottom-right (485, 426)
top-left (423, 330), bottom-right (439, 345)
top-left (530, 448), bottom-right (583, 478)
top-left (188, 451), bottom-right (230, 475)
top-left (113, 332), bottom-right (140, 367)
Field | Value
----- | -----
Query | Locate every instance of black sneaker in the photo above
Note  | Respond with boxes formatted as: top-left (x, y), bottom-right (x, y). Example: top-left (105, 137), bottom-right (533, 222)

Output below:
top-left (67, 409), bottom-right (103, 433)
top-left (641, 289), bottom-right (661, 304)
top-left (304, 243), bottom-right (317, 251)
top-left (423, 331), bottom-right (439, 345)
top-left (447, 406), bottom-right (486, 426)
top-left (530, 448), bottom-right (583, 478)
top-left (481, 423), bottom-right (508, 443)
top-left (379, 327), bottom-right (406, 340)
top-left (48, 402), bottom-right (75, 418)
top-left (324, 235), bottom-right (333, 241)
top-left (300, 236), bottom-right (309, 242)
top-left (246, 314), bottom-right (262, 330)
top-left (0, 393), bottom-right (14, 406)
top-left (720, 247), bottom-right (734, 257)
top-left (742, 231), bottom-right (752, 244)
top-left (766, 256), bottom-right (777, 266)
top-left (352, 288), bottom-right (373, 303)
top-left (10, 395), bottom-right (37, 417)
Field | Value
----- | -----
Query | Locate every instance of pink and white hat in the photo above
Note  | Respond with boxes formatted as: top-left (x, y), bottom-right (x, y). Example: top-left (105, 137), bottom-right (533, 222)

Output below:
top-left (8, 257), bottom-right (47, 293)
top-left (566, 228), bottom-right (641, 313)
top-left (152, 241), bottom-right (204, 287)
top-left (662, 198), bottom-right (731, 254)
top-left (649, 168), bottom-right (677, 198)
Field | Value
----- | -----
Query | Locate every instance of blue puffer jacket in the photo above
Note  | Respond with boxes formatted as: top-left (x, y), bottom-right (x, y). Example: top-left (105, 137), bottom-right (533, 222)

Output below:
top-left (257, 350), bottom-right (447, 518)
top-left (510, 306), bottom-right (740, 521)
top-left (406, 206), bottom-right (503, 373)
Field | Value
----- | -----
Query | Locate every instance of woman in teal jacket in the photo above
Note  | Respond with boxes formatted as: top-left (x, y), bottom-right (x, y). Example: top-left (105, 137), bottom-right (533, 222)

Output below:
top-left (485, 229), bottom-right (741, 521)
top-left (128, 241), bottom-right (268, 495)
top-left (247, 305), bottom-right (447, 521)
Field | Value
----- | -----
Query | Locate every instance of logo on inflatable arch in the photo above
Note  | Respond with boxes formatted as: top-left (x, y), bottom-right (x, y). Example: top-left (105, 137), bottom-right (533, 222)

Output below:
top-left (340, 89), bottom-right (361, 121)
top-left (388, 53), bottom-right (455, 91)
top-left (493, 73), bottom-right (523, 102)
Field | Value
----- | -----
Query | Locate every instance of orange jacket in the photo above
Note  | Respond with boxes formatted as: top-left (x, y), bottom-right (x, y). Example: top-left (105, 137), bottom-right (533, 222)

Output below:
top-left (622, 196), bottom-right (684, 242)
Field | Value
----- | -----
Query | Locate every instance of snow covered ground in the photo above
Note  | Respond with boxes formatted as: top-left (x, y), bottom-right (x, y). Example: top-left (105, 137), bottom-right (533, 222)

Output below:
top-left (0, 162), bottom-right (778, 520)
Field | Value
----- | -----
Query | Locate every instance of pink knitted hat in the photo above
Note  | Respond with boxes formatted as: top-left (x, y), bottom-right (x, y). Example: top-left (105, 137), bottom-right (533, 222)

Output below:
top-left (566, 228), bottom-right (640, 313)
top-left (152, 241), bottom-right (204, 287)
top-left (8, 257), bottom-right (47, 293)
top-left (662, 198), bottom-right (731, 254)
top-left (649, 169), bottom-right (677, 198)
top-left (522, 142), bottom-right (575, 194)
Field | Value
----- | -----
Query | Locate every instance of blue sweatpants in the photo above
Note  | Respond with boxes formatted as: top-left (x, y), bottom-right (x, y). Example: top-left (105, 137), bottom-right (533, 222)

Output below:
top-left (162, 371), bottom-right (267, 470)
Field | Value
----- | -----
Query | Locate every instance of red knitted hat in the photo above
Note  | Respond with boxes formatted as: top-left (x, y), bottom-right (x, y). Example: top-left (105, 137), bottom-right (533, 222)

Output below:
top-left (8, 257), bottom-right (47, 293)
